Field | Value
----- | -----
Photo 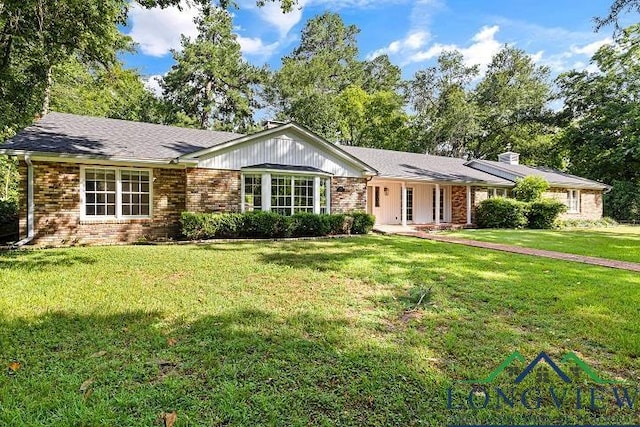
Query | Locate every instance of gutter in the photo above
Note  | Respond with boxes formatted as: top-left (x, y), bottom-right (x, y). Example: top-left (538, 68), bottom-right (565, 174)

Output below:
top-left (11, 155), bottom-right (34, 248)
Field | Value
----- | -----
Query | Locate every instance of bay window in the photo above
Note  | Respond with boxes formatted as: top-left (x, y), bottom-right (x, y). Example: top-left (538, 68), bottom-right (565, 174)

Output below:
top-left (241, 169), bottom-right (331, 215)
top-left (82, 167), bottom-right (152, 219)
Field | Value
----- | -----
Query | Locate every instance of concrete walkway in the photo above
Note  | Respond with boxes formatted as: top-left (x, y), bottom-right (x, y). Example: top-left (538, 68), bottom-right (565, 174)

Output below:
top-left (379, 227), bottom-right (640, 273)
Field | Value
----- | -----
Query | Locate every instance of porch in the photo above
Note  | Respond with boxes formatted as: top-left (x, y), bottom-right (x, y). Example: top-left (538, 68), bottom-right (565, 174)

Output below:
top-left (366, 179), bottom-right (473, 226)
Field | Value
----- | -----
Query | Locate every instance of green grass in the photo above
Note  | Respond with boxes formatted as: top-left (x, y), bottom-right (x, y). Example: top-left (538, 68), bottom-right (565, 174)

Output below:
top-left (448, 226), bottom-right (640, 264)
top-left (1, 236), bottom-right (639, 425)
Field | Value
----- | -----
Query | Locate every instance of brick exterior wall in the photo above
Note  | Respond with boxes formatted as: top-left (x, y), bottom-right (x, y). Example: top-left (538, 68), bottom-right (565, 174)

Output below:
top-left (19, 161), bottom-right (187, 246)
top-left (450, 185), bottom-right (468, 224)
top-left (186, 168), bottom-right (241, 213)
top-left (331, 177), bottom-right (367, 213)
top-left (544, 187), bottom-right (603, 220)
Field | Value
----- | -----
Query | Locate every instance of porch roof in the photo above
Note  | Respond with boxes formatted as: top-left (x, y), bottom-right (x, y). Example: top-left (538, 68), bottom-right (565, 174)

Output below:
top-left (341, 146), bottom-right (513, 186)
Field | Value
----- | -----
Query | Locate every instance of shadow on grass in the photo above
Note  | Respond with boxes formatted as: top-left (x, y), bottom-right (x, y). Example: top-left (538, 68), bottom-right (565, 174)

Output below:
top-left (0, 309), bottom-right (445, 426)
top-left (0, 250), bottom-right (97, 271)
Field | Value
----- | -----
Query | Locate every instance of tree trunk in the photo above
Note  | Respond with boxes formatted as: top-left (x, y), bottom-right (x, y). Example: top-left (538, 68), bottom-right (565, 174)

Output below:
top-left (41, 65), bottom-right (52, 116)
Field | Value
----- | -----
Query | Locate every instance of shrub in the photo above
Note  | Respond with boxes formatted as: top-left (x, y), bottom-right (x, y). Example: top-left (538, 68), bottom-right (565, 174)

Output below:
top-left (350, 212), bottom-right (375, 234)
top-left (557, 217), bottom-right (619, 228)
top-left (476, 197), bottom-right (528, 229)
top-left (0, 199), bottom-right (18, 226)
top-left (180, 212), bottom-right (243, 239)
top-left (180, 211), bottom-right (375, 240)
top-left (526, 199), bottom-right (567, 229)
top-left (242, 211), bottom-right (292, 238)
top-left (290, 212), bottom-right (331, 237)
top-left (326, 213), bottom-right (353, 235)
top-left (512, 176), bottom-right (549, 202)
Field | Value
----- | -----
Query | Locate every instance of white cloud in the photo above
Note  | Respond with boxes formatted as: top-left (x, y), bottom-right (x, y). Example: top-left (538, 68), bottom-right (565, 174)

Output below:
top-left (143, 75), bottom-right (164, 96)
top-left (570, 38), bottom-right (612, 56)
top-left (253, 0), bottom-right (307, 37)
top-left (401, 25), bottom-right (503, 71)
top-left (367, 30), bottom-right (430, 59)
top-left (126, 1), bottom-right (198, 57)
top-left (237, 35), bottom-right (280, 56)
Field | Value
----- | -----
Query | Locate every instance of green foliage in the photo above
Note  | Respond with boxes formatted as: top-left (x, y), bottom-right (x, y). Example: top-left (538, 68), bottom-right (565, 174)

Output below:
top-left (0, 199), bottom-right (18, 226)
top-left (557, 25), bottom-right (640, 222)
top-left (476, 198), bottom-right (529, 229)
top-left (408, 51), bottom-right (480, 156)
top-left (326, 213), bottom-right (353, 235)
top-left (266, 13), bottom-right (407, 147)
top-left (350, 212), bottom-right (376, 234)
top-left (512, 176), bottom-right (550, 202)
top-left (162, 7), bottom-right (263, 132)
top-left (604, 180), bottom-right (640, 221)
top-left (241, 211), bottom-right (293, 238)
top-left (181, 211), bottom-right (374, 239)
top-left (526, 199), bottom-right (567, 229)
top-left (50, 58), bottom-right (164, 123)
top-left (290, 212), bottom-right (330, 237)
top-left (556, 217), bottom-right (619, 228)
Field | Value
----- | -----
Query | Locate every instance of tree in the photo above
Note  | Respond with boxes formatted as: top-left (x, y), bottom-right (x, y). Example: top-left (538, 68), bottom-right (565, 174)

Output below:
top-left (162, 7), bottom-right (263, 132)
top-left (408, 50), bottom-right (480, 156)
top-left (50, 58), bottom-right (164, 123)
top-left (557, 24), bottom-right (640, 219)
top-left (336, 85), bottom-right (409, 149)
top-left (595, 0), bottom-right (640, 31)
top-left (471, 46), bottom-right (556, 162)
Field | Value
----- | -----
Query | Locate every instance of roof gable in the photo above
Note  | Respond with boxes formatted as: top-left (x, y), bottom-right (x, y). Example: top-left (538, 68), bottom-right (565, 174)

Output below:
top-left (185, 123), bottom-right (377, 176)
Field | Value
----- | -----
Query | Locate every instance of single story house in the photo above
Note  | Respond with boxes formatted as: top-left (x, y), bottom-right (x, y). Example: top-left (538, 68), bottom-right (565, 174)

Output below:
top-left (0, 113), bottom-right (609, 246)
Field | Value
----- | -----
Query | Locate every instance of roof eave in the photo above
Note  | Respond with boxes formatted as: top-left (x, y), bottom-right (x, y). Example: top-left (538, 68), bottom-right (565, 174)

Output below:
top-left (0, 149), bottom-right (199, 167)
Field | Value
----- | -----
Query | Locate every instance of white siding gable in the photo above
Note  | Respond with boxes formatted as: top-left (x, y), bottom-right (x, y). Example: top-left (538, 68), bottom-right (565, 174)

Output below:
top-left (196, 130), bottom-right (365, 177)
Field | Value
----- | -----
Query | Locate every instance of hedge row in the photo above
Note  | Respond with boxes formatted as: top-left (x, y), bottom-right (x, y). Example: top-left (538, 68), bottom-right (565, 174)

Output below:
top-left (180, 211), bottom-right (375, 240)
top-left (476, 197), bottom-right (567, 229)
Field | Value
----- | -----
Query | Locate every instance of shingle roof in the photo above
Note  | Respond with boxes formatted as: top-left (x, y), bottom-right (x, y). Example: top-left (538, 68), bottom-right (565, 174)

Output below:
top-left (242, 163), bottom-right (332, 174)
top-left (467, 159), bottom-right (610, 190)
top-left (1, 112), bottom-right (242, 161)
top-left (340, 146), bottom-right (514, 186)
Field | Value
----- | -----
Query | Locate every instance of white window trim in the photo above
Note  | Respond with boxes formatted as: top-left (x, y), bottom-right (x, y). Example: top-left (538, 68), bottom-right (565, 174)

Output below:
top-left (80, 165), bottom-right (153, 221)
top-left (567, 189), bottom-right (580, 213)
top-left (241, 171), bottom-right (331, 215)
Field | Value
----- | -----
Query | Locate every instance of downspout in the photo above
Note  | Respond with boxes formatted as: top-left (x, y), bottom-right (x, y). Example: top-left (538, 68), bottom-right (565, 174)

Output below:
top-left (12, 155), bottom-right (34, 248)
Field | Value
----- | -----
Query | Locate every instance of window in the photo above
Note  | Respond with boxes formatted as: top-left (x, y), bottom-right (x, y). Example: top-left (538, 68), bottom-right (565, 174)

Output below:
top-left (242, 171), bottom-right (331, 215)
top-left (294, 177), bottom-right (314, 213)
top-left (374, 186), bottom-right (380, 208)
top-left (84, 169), bottom-right (116, 216)
top-left (488, 188), bottom-right (508, 198)
top-left (82, 167), bottom-right (152, 219)
top-left (567, 189), bottom-right (580, 213)
top-left (244, 175), bottom-right (262, 211)
top-left (121, 170), bottom-right (150, 216)
top-left (271, 175), bottom-right (292, 215)
top-left (401, 187), bottom-right (413, 221)
top-left (319, 178), bottom-right (329, 214)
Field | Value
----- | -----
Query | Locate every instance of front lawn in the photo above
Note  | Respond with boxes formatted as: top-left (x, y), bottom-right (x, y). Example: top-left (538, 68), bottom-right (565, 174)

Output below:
top-left (448, 226), bottom-right (640, 264)
top-left (1, 236), bottom-right (639, 425)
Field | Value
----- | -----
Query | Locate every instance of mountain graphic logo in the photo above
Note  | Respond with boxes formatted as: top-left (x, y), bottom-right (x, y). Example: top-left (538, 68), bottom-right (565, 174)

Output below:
top-left (460, 351), bottom-right (623, 385)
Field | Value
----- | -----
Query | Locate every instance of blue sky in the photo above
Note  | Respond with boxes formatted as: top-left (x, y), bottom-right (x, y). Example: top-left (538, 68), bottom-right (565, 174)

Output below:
top-left (120, 0), bottom-right (624, 92)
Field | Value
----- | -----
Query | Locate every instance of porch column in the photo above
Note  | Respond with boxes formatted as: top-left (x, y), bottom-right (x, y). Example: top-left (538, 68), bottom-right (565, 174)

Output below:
top-left (466, 185), bottom-right (472, 225)
top-left (401, 182), bottom-right (407, 226)
top-left (313, 176), bottom-right (321, 214)
top-left (435, 183), bottom-right (441, 225)
top-left (240, 174), bottom-right (246, 213)
top-left (261, 172), bottom-right (271, 212)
